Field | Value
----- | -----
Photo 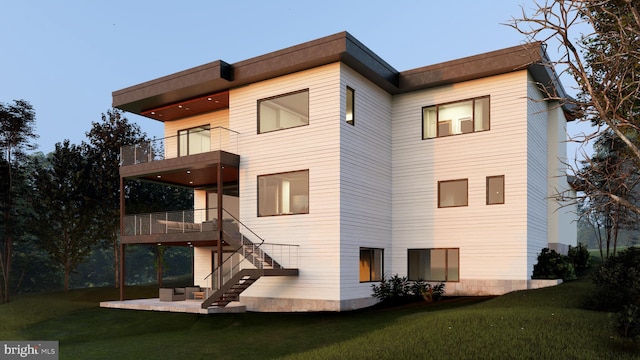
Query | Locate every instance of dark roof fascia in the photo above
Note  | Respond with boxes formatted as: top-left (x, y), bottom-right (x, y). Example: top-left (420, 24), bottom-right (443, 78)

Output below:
top-left (113, 60), bottom-right (233, 114)
top-left (112, 32), bottom-right (400, 114)
top-left (397, 41), bottom-right (577, 120)
top-left (398, 42), bottom-right (544, 92)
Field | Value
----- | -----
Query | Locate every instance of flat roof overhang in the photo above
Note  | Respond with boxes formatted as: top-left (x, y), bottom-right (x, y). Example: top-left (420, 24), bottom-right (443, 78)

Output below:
top-left (120, 150), bottom-right (240, 188)
top-left (112, 32), bottom-right (399, 122)
top-left (113, 32), bottom-right (576, 122)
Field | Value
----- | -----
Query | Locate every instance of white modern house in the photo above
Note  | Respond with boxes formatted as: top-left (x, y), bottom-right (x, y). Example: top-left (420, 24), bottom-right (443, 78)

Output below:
top-left (110, 32), bottom-right (577, 312)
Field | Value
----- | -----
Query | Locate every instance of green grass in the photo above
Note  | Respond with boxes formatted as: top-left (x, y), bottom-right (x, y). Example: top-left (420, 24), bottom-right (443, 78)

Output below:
top-left (1, 275), bottom-right (638, 359)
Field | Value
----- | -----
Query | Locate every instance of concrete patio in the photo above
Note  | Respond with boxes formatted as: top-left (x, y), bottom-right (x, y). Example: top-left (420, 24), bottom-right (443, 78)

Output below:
top-left (100, 298), bottom-right (246, 314)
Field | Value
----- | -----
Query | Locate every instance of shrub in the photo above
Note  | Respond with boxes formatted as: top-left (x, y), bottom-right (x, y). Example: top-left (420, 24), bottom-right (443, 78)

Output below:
top-left (615, 304), bottom-right (640, 340)
top-left (371, 274), bottom-right (410, 305)
top-left (590, 247), bottom-right (640, 311)
top-left (567, 243), bottom-right (591, 273)
top-left (371, 275), bottom-right (445, 305)
top-left (532, 248), bottom-right (577, 281)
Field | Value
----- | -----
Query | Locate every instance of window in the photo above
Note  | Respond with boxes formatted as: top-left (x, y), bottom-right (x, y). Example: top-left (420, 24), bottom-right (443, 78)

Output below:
top-left (360, 248), bottom-right (383, 282)
top-left (408, 249), bottom-right (459, 282)
top-left (422, 96), bottom-right (490, 139)
top-left (438, 179), bottom-right (468, 208)
top-left (178, 125), bottom-right (210, 156)
top-left (346, 86), bottom-right (355, 126)
top-left (258, 170), bottom-right (309, 216)
top-left (487, 175), bottom-right (505, 205)
top-left (258, 90), bottom-right (309, 133)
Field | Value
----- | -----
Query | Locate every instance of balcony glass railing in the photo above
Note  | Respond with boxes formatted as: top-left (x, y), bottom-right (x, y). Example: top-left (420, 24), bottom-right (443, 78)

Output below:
top-left (123, 208), bottom-right (220, 236)
top-left (120, 126), bottom-right (239, 166)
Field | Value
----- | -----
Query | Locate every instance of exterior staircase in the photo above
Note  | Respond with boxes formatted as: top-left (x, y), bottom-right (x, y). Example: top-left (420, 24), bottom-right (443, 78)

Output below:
top-left (201, 216), bottom-right (298, 309)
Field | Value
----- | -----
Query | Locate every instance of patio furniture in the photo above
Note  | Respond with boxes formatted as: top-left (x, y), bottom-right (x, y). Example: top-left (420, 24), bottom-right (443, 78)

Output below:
top-left (185, 286), bottom-right (202, 299)
top-left (159, 288), bottom-right (186, 301)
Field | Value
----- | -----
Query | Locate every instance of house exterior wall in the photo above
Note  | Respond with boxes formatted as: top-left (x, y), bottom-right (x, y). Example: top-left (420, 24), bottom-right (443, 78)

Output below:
top-left (546, 101), bottom-right (577, 253)
top-left (338, 64), bottom-right (393, 309)
top-left (391, 71), bottom-right (532, 295)
top-left (526, 75), bottom-right (552, 276)
top-left (229, 63), bottom-right (344, 311)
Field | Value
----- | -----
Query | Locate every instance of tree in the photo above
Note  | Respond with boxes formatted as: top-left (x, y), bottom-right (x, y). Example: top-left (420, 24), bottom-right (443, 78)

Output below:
top-left (0, 99), bottom-right (37, 303)
top-left (510, 0), bottom-right (640, 216)
top-left (578, 130), bottom-right (640, 258)
top-left (30, 141), bottom-right (101, 291)
top-left (83, 109), bottom-right (192, 287)
top-left (84, 109), bottom-right (147, 287)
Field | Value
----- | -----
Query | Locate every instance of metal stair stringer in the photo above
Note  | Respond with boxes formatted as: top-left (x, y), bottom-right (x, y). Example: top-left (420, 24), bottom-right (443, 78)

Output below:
top-left (201, 268), bottom-right (299, 309)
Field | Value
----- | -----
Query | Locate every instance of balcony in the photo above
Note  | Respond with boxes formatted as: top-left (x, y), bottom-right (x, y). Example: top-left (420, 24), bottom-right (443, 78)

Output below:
top-left (120, 126), bottom-right (239, 166)
top-left (122, 208), bottom-right (223, 246)
top-left (119, 126), bottom-right (240, 188)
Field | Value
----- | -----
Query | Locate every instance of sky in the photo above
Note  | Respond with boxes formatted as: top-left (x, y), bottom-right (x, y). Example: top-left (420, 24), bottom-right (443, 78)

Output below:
top-left (1, 0), bottom-right (590, 159)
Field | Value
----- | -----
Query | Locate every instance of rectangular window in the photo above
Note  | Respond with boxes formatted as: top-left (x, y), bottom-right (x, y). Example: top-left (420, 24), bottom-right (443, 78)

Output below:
top-left (258, 170), bottom-right (309, 216)
top-left (258, 90), bottom-right (309, 133)
top-left (346, 86), bottom-right (355, 126)
top-left (360, 248), bottom-right (383, 282)
top-left (487, 175), bottom-right (505, 205)
top-left (438, 179), bottom-right (468, 208)
top-left (178, 125), bottom-right (210, 156)
top-left (422, 96), bottom-right (490, 139)
top-left (408, 249), bottom-right (459, 282)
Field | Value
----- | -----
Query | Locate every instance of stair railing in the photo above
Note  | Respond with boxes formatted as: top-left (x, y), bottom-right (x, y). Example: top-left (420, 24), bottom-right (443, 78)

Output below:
top-left (202, 209), bottom-right (299, 292)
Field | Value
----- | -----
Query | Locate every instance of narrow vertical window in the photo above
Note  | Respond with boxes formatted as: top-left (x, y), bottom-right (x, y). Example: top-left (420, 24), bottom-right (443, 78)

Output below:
top-left (346, 86), bottom-right (355, 126)
top-left (359, 248), bottom-right (383, 282)
top-left (486, 175), bottom-right (505, 205)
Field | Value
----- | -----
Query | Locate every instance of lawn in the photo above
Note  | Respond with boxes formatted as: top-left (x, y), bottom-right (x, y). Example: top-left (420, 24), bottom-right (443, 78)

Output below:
top-left (1, 274), bottom-right (638, 359)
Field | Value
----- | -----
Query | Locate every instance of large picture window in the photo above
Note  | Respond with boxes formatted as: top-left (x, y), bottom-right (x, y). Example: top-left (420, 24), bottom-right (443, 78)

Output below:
top-left (360, 248), bottom-right (383, 282)
top-left (258, 90), bottom-right (309, 133)
top-left (258, 170), bottom-right (309, 216)
top-left (178, 125), bottom-right (210, 156)
top-left (438, 179), bottom-right (468, 208)
top-left (408, 248), bottom-right (459, 282)
top-left (487, 175), bottom-right (505, 205)
top-left (422, 96), bottom-right (490, 139)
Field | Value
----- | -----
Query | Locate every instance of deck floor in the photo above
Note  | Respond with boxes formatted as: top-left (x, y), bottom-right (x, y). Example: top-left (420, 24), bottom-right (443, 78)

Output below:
top-left (99, 298), bottom-right (246, 314)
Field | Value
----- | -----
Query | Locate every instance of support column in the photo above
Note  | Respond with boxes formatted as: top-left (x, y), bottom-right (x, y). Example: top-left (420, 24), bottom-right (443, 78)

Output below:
top-left (119, 175), bottom-right (125, 301)
top-left (217, 163), bottom-right (224, 288)
top-left (119, 243), bottom-right (125, 301)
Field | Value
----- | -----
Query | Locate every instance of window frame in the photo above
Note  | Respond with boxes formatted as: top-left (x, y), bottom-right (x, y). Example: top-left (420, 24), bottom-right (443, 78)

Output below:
top-left (421, 95), bottom-right (490, 139)
top-left (257, 89), bottom-right (310, 134)
top-left (437, 179), bottom-right (469, 208)
top-left (486, 175), bottom-right (505, 205)
top-left (257, 169), bottom-right (309, 217)
top-left (359, 247), bottom-right (384, 282)
top-left (177, 124), bottom-right (211, 156)
top-left (407, 248), bottom-right (460, 282)
top-left (346, 86), bottom-right (355, 126)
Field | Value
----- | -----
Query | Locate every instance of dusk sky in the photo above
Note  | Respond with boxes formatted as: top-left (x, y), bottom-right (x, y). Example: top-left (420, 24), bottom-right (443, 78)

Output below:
top-left (1, 0), bottom-right (590, 159)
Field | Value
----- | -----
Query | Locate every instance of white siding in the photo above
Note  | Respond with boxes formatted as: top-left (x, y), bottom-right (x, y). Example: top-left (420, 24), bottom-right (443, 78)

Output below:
top-left (546, 101), bottom-right (577, 252)
top-left (527, 74), bottom-right (550, 275)
top-left (392, 71), bottom-right (531, 281)
top-left (229, 63), bottom-right (343, 301)
top-left (339, 65), bottom-right (393, 301)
